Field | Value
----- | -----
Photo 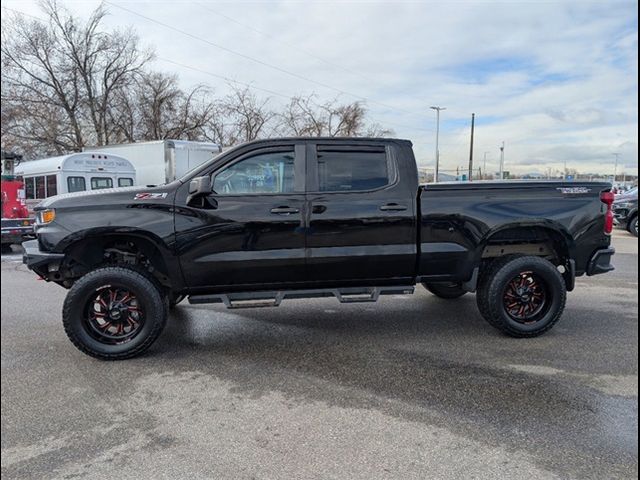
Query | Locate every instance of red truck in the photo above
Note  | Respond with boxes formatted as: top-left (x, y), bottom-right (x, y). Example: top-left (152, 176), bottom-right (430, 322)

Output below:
top-left (1, 151), bottom-right (34, 253)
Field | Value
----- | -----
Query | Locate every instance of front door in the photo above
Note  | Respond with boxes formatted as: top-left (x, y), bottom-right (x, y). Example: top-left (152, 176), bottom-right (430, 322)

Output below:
top-left (175, 144), bottom-right (306, 290)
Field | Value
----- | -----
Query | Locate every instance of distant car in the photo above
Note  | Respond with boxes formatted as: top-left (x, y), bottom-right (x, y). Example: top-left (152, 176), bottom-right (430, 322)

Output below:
top-left (613, 189), bottom-right (638, 237)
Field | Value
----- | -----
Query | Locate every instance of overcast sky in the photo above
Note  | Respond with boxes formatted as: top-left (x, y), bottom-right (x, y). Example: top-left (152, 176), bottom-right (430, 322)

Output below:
top-left (3, 0), bottom-right (638, 176)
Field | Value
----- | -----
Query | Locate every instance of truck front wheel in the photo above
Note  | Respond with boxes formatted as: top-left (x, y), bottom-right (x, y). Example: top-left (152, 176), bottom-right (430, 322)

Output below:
top-left (476, 256), bottom-right (567, 337)
top-left (62, 267), bottom-right (168, 360)
top-left (423, 282), bottom-right (467, 299)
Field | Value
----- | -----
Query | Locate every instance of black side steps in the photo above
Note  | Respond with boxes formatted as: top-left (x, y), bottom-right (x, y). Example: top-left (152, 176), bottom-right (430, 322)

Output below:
top-left (188, 286), bottom-right (415, 309)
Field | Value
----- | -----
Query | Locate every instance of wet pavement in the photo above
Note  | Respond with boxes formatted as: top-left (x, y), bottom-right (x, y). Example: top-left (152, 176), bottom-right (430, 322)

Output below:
top-left (1, 232), bottom-right (638, 479)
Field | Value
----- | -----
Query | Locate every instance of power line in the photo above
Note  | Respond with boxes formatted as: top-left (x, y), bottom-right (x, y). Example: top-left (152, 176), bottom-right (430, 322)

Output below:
top-left (104, 1), bottom-right (431, 120)
top-left (4, 4), bottom-right (435, 135)
top-left (157, 57), bottom-right (293, 100)
top-left (195, 2), bottom-right (375, 85)
top-left (195, 2), bottom-right (442, 118)
top-left (156, 58), bottom-right (436, 133)
top-left (1, 6), bottom-right (46, 21)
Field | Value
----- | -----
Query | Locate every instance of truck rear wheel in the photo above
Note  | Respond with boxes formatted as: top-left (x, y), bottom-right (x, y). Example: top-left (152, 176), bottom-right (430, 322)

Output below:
top-left (476, 255), bottom-right (566, 337)
top-left (62, 267), bottom-right (167, 360)
top-left (423, 282), bottom-right (467, 299)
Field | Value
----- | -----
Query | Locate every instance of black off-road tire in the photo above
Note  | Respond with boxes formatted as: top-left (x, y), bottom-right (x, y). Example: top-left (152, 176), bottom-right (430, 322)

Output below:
top-left (423, 282), bottom-right (467, 299)
top-left (476, 255), bottom-right (567, 337)
top-left (476, 255), bottom-right (522, 326)
top-left (629, 216), bottom-right (638, 237)
top-left (62, 267), bottom-right (168, 360)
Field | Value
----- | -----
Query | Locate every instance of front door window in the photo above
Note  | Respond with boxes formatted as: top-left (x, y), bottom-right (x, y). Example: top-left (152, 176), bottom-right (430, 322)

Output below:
top-left (212, 150), bottom-right (296, 195)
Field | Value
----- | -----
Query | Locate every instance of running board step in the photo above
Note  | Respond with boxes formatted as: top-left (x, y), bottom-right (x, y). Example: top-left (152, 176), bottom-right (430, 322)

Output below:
top-left (188, 286), bottom-right (415, 309)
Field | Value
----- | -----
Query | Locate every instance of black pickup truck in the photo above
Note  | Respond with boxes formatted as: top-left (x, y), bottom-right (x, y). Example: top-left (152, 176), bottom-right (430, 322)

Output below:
top-left (23, 138), bottom-right (616, 360)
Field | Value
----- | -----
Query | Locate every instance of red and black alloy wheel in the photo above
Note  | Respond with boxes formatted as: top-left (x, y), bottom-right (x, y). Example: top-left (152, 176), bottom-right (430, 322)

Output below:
top-left (502, 271), bottom-right (549, 324)
top-left (85, 286), bottom-right (145, 344)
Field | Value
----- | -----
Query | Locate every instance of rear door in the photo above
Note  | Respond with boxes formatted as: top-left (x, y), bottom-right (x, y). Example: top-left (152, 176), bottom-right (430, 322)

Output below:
top-left (305, 142), bottom-right (416, 283)
top-left (175, 143), bottom-right (307, 289)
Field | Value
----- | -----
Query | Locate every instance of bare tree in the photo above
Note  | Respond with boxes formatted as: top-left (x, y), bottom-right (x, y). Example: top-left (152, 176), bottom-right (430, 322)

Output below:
top-left (1, 0), bottom-right (151, 153)
top-left (221, 86), bottom-right (276, 144)
top-left (280, 95), bottom-right (326, 136)
top-left (277, 94), bottom-right (393, 138)
top-left (1, 2), bottom-right (393, 157)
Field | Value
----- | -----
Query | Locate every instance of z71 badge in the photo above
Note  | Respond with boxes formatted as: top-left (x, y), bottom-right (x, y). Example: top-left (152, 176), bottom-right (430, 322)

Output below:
top-left (556, 187), bottom-right (592, 195)
top-left (134, 192), bottom-right (168, 200)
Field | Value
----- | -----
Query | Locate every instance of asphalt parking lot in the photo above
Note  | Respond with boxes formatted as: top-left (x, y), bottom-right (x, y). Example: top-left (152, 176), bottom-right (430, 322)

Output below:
top-left (1, 232), bottom-right (638, 480)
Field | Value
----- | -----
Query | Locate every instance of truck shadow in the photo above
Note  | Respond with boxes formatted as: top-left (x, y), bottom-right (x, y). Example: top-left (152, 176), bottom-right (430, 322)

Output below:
top-left (151, 293), bottom-right (637, 478)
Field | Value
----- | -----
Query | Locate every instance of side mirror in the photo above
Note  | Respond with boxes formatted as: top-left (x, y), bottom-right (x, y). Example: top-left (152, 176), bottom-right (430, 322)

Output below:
top-left (186, 175), bottom-right (211, 206)
top-left (189, 175), bottom-right (211, 194)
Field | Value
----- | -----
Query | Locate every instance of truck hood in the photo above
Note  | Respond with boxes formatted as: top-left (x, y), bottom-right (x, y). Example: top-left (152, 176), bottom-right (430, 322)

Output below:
top-left (34, 183), bottom-right (177, 210)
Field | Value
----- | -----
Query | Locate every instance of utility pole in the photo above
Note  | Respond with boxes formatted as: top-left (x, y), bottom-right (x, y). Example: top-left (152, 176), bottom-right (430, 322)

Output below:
top-left (430, 106), bottom-right (446, 182)
top-left (499, 142), bottom-right (505, 180)
top-left (612, 153), bottom-right (620, 184)
top-left (483, 152), bottom-right (489, 180)
top-left (468, 113), bottom-right (475, 181)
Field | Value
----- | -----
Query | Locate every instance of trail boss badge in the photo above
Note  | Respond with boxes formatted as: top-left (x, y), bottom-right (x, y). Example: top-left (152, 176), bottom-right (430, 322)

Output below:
top-left (556, 187), bottom-right (592, 195)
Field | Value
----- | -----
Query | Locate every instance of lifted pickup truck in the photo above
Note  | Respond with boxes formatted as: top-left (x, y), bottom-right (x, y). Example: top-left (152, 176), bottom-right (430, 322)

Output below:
top-left (24, 138), bottom-right (616, 360)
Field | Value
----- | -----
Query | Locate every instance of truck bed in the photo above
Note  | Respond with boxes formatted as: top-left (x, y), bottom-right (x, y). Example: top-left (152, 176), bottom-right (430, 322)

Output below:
top-left (418, 180), bottom-right (612, 282)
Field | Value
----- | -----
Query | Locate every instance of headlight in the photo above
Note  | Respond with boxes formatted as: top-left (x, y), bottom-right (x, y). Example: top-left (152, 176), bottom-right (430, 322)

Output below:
top-left (38, 209), bottom-right (56, 224)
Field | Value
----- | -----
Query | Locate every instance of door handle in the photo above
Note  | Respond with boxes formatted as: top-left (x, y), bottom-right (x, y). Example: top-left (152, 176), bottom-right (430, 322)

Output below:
top-left (270, 206), bottom-right (300, 215)
top-left (312, 205), bottom-right (327, 214)
top-left (379, 203), bottom-right (408, 211)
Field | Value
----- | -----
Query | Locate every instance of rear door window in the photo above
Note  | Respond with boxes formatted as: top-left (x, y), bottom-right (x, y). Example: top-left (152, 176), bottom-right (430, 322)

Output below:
top-left (118, 178), bottom-right (134, 187)
top-left (316, 148), bottom-right (389, 192)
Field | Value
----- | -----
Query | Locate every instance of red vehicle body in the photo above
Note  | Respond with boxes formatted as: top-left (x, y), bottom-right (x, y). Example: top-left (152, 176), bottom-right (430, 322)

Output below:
top-left (1, 152), bottom-right (34, 250)
top-left (2, 176), bottom-right (30, 218)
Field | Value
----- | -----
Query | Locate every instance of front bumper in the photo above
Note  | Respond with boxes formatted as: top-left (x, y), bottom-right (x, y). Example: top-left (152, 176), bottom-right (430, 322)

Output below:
top-left (586, 247), bottom-right (615, 276)
top-left (22, 239), bottom-right (65, 275)
top-left (1, 219), bottom-right (35, 244)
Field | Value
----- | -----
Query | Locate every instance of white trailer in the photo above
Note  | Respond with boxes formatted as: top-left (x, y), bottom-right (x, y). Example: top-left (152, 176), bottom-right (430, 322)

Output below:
top-left (88, 140), bottom-right (222, 186)
top-left (15, 152), bottom-right (136, 211)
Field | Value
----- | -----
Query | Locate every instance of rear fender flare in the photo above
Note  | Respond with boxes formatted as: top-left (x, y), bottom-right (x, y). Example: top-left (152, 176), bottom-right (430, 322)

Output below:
top-left (474, 220), bottom-right (575, 288)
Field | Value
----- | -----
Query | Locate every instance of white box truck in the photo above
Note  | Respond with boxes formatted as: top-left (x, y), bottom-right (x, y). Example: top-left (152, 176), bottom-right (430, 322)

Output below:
top-left (87, 140), bottom-right (222, 186)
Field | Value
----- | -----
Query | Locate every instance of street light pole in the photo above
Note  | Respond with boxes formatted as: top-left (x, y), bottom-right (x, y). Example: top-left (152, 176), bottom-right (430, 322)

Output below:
top-left (468, 113), bottom-right (475, 181)
top-left (483, 151), bottom-right (489, 180)
top-left (612, 153), bottom-right (620, 184)
top-left (499, 142), bottom-right (505, 180)
top-left (430, 106), bottom-right (446, 182)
